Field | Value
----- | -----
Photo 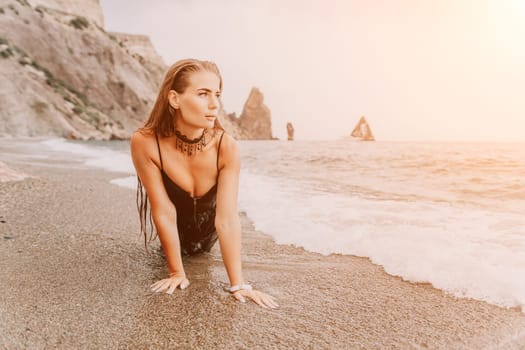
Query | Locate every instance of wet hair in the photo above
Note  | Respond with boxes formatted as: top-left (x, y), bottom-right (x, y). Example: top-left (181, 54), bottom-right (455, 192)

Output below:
top-left (141, 58), bottom-right (223, 137)
top-left (136, 58), bottom-right (224, 249)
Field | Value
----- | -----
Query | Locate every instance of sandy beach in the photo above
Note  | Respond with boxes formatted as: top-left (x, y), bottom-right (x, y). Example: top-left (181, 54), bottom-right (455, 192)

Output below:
top-left (1, 145), bottom-right (525, 349)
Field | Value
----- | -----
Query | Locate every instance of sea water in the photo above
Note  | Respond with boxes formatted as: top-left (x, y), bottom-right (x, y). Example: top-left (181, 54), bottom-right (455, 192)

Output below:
top-left (4, 138), bottom-right (524, 312)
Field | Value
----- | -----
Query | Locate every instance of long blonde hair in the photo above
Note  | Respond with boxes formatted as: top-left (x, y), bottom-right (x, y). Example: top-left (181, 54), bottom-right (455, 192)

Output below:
top-left (137, 58), bottom-right (224, 248)
top-left (142, 58), bottom-right (223, 136)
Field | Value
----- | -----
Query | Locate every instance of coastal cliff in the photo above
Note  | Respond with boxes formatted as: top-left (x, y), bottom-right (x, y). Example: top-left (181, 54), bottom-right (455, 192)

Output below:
top-left (27, 0), bottom-right (104, 27)
top-left (0, 0), bottom-right (273, 140)
top-left (0, 0), bottom-right (164, 139)
top-left (219, 87), bottom-right (273, 140)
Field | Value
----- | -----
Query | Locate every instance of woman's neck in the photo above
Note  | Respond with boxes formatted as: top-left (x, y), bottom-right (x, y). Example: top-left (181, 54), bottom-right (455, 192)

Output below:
top-left (175, 121), bottom-right (205, 140)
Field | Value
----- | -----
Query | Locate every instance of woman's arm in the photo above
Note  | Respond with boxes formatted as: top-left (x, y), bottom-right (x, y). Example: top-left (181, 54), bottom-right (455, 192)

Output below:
top-left (215, 135), bottom-right (243, 286)
top-left (130, 131), bottom-right (189, 292)
top-left (215, 135), bottom-right (278, 308)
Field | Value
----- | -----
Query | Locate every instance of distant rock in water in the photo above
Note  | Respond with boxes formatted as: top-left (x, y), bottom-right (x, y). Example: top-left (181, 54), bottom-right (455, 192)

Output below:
top-left (218, 87), bottom-right (273, 140)
top-left (286, 122), bottom-right (294, 141)
top-left (350, 116), bottom-right (375, 141)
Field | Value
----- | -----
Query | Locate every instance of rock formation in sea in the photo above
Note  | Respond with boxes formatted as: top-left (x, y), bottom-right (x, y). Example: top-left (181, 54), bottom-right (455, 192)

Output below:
top-left (0, 0), bottom-right (274, 140)
top-left (350, 116), bottom-right (375, 141)
top-left (218, 87), bottom-right (273, 140)
top-left (286, 122), bottom-right (294, 141)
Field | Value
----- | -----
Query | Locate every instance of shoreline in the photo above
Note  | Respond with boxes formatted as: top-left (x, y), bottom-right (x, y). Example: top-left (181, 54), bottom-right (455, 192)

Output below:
top-left (1, 152), bottom-right (525, 348)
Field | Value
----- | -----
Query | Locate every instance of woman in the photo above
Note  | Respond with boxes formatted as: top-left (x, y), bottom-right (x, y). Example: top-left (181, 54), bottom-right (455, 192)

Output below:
top-left (131, 59), bottom-right (278, 309)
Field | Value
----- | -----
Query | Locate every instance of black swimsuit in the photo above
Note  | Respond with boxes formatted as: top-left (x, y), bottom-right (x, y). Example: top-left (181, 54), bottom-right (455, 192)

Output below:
top-left (155, 132), bottom-right (225, 256)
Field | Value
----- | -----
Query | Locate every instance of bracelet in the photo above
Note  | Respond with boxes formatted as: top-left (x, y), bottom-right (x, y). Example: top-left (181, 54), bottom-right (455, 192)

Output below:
top-left (225, 284), bottom-right (252, 293)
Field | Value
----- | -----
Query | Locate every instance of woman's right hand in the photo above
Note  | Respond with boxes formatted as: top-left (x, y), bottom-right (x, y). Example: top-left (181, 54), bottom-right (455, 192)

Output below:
top-left (150, 273), bottom-right (190, 294)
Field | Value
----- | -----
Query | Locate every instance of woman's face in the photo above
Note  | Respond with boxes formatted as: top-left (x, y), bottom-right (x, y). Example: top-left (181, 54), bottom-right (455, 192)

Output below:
top-left (171, 70), bottom-right (221, 130)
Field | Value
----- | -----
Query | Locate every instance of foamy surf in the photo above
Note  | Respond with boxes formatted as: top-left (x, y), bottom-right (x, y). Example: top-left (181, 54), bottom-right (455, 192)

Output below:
top-left (110, 175), bottom-right (137, 189)
top-left (40, 138), bottom-right (135, 174)
top-left (239, 170), bottom-right (525, 313)
top-left (0, 161), bottom-right (30, 182)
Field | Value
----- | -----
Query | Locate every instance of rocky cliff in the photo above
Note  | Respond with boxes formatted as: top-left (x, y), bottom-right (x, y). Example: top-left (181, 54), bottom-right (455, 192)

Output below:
top-left (27, 0), bottom-right (104, 27)
top-left (110, 32), bottom-right (166, 80)
top-left (0, 0), bottom-right (164, 139)
top-left (219, 87), bottom-right (273, 140)
top-left (0, 0), bottom-right (274, 140)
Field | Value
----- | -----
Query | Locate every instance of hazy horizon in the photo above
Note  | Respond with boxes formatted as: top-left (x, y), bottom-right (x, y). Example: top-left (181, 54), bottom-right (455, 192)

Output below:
top-left (100, 0), bottom-right (525, 142)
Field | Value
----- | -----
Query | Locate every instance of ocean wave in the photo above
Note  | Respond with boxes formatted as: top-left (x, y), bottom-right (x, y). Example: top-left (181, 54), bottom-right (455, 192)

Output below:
top-left (305, 156), bottom-right (350, 165)
top-left (41, 138), bottom-right (134, 174)
top-left (239, 168), bottom-right (525, 313)
top-left (0, 161), bottom-right (30, 182)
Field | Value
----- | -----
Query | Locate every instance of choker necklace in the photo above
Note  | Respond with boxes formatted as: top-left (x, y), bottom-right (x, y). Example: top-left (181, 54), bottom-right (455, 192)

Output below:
top-left (174, 128), bottom-right (209, 156)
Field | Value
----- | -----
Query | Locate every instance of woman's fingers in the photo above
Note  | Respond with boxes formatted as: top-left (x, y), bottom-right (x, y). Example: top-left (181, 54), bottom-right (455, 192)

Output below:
top-left (150, 276), bottom-right (189, 293)
top-left (247, 291), bottom-right (268, 309)
top-left (248, 290), bottom-right (278, 309)
top-left (252, 294), bottom-right (269, 309)
top-left (166, 280), bottom-right (179, 294)
top-left (254, 291), bottom-right (278, 309)
top-left (234, 290), bottom-right (278, 309)
top-left (151, 279), bottom-right (171, 293)
top-left (260, 293), bottom-right (279, 308)
top-left (150, 280), bottom-right (163, 290)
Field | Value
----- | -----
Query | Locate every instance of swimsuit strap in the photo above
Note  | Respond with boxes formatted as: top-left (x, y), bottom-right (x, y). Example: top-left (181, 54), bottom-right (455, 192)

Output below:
top-left (216, 131), bottom-right (225, 173)
top-left (155, 133), bottom-right (164, 170)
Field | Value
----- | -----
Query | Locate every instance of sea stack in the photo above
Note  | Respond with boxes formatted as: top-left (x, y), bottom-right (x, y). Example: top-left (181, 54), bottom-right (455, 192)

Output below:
top-left (286, 122), bottom-right (294, 141)
top-left (350, 116), bottom-right (375, 141)
top-left (218, 87), bottom-right (273, 140)
top-left (237, 87), bottom-right (273, 140)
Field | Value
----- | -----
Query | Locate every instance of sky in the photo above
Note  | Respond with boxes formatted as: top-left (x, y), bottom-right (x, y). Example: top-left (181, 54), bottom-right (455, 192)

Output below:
top-left (99, 0), bottom-right (525, 141)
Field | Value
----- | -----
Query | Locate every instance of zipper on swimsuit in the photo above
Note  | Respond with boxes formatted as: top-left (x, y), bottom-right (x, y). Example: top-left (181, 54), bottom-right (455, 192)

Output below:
top-left (193, 197), bottom-right (197, 224)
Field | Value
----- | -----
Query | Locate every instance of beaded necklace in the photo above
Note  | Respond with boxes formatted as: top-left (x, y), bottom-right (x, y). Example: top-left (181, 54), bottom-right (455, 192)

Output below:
top-left (174, 128), bottom-right (211, 156)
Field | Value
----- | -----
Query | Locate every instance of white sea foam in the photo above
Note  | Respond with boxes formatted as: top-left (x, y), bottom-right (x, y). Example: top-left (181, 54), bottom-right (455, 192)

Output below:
top-left (0, 161), bottom-right (30, 182)
top-left (40, 138), bottom-right (137, 189)
top-left (239, 170), bottom-right (525, 312)
top-left (110, 175), bottom-right (137, 189)
top-left (41, 138), bottom-right (135, 174)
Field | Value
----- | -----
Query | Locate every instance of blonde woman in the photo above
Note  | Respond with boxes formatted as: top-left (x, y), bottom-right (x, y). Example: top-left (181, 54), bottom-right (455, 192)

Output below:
top-left (131, 59), bottom-right (277, 309)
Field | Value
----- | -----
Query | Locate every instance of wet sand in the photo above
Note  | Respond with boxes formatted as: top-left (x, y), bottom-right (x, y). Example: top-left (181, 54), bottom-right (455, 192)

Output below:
top-left (1, 149), bottom-right (525, 349)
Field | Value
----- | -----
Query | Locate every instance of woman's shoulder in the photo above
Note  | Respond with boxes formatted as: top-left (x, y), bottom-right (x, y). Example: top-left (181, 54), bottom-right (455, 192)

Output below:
top-left (217, 132), bottom-right (240, 166)
top-left (218, 132), bottom-right (238, 152)
top-left (130, 129), bottom-right (157, 155)
top-left (131, 128), bottom-right (155, 144)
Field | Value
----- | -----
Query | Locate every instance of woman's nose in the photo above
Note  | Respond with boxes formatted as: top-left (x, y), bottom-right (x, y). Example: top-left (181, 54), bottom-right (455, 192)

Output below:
top-left (209, 96), bottom-right (219, 109)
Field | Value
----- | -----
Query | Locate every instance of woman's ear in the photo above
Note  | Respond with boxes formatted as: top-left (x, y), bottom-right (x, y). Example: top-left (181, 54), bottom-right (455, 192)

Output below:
top-left (168, 90), bottom-right (180, 109)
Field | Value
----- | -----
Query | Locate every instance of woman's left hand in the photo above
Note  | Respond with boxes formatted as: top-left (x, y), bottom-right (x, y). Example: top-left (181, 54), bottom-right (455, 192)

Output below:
top-left (232, 289), bottom-right (279, 309)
